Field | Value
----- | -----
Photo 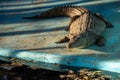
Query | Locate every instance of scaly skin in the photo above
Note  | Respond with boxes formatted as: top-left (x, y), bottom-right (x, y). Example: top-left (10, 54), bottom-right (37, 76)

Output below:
top-left (22, 6), bottom-right (113, 48)
top-left (22, 6), bottom-right (89, 19)
top-left (66, 12), bottom-right (106, 48)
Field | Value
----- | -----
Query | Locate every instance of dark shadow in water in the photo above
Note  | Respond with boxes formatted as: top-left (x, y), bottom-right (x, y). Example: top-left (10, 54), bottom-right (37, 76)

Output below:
top-left (21, 46), bottom-right (65, 51)
top-left (0, 0), bottom-right (88, 13)
top-left (0, 26), bottom-right (66, 37)
top-left (0, 0), bottom-right (77, 7)
top-left (0, 1), bottom-right (120, 24)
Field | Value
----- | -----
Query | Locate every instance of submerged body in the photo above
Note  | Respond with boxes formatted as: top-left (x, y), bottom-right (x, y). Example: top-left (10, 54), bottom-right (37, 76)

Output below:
top-left (22, 6), bottom-right (113, 48)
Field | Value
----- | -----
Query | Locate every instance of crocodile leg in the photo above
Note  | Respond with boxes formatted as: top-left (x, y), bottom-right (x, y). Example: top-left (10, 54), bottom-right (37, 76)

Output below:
top-left (66, 38), bottom-right (75, 48)
top-left (66, 34), bottom-right (79, 48)
top-left (56, 36), bottom-right (69, 43)
top-left (95, 35), bottom-right (106, 47)
top-left (104, 21), bottom-right (114, 28)
top-left (95, 13), bottom-right (113, 28)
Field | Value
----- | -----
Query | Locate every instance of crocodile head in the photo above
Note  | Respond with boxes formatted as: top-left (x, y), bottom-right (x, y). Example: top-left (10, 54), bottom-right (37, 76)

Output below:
top-left (66, 32), bottom-right (96, 49)
top-left (66, 36), bottom-right (88, 49)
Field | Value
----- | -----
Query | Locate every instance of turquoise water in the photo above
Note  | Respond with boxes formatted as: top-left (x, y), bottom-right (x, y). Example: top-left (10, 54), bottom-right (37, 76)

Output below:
top-left (0, 0), bottom-right (120, 78)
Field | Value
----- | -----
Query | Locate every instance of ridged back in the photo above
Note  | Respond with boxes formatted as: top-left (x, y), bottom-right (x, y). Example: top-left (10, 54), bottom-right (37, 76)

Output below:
top-left (40, 6), bottom-right (89, 18)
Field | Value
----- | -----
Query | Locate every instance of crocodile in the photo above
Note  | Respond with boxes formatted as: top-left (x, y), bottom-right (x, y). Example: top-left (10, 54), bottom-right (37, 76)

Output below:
top-left (22, 6), bottom-right (113, 48)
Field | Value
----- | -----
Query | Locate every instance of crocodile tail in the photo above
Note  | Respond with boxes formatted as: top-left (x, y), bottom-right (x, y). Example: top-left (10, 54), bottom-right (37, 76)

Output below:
top-left (22, 6), bottom-right (89, 19)
top-left (39, 6), bottom-right (75, 18)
